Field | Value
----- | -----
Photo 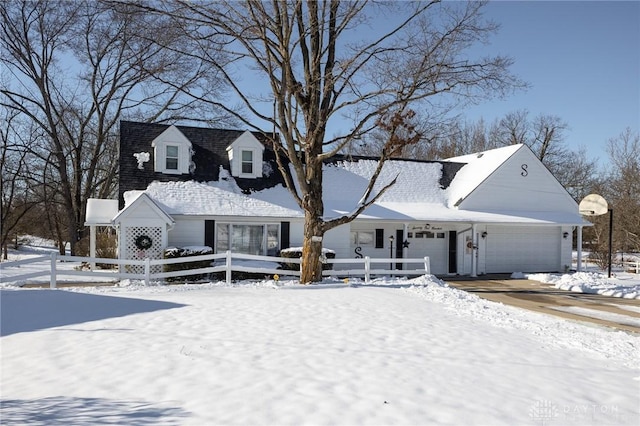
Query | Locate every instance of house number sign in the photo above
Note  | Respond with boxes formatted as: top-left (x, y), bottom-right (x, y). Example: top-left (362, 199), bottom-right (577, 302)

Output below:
top-left (521, 164), bottom-right (528, 177)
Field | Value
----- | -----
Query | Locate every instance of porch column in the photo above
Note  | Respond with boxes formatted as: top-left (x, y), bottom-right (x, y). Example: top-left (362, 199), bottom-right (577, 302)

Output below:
top-left (471, 223), bottom-right (477, 277)
top-left (90, 225), bottom-right (96, 270)
top-left (576, 226), bottom-right (583, 272)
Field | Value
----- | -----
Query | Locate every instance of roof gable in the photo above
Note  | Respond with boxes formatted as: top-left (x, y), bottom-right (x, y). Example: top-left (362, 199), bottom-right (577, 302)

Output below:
top-left (226, 131), bottom-right (265, 152)
top-left (150, 125), bottom-right (192, 149)
top-left (450, 144), bottom-right (579, 213)
top-left (112, 193), bottom-right (174, 225)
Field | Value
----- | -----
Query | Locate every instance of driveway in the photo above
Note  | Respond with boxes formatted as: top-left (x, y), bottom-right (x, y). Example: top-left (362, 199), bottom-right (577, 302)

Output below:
top-left (444, 276), bottom-right (640, 334)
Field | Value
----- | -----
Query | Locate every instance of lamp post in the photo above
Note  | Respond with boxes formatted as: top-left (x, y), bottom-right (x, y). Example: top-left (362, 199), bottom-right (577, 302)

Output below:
top-left (389, 235), bottom-right (394, 271)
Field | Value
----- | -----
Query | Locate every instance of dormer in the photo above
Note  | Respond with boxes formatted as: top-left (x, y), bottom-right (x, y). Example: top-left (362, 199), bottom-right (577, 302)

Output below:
top-left (151, 125), bottom-right (193, 175)
top-left (226, 131), bottom-right (265, 179)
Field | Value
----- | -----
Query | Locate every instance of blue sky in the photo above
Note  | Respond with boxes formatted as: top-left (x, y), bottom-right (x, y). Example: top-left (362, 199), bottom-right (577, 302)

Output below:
top-left (463, 0), bottom-right (639, 166)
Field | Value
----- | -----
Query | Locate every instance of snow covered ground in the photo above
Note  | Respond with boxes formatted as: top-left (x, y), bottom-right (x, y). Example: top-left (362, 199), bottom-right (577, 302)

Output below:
top-left (1, 240), bottom-right (639, 425)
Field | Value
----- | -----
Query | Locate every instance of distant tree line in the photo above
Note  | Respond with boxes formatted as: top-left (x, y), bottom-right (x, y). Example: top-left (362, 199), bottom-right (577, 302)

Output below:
top-left (1, 0), bottom-right (638, 269)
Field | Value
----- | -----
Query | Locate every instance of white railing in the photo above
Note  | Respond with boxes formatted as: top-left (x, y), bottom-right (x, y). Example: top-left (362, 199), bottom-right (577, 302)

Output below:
top-left (0, 252), bottom-right (430, 288)
top-left (621, 260), bottom-right (640, 274)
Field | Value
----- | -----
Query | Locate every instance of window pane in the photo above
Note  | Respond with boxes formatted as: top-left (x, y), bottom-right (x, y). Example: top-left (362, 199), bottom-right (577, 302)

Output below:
top-left (231, 225), bottom-right (264, 255)
top-left (216, 224), bottom-right (229, 253)
top-left (166, 158), bottom-right (178, 170)
top-left (267, 224), bottom-right (279, 256)
top-left (241, 150), bottom-right (253, 174)
top-left (166, 145), bottom-right (179, 170)
top-left (358, 232), bottom-right (374, 246)
top-left (166, 146), bottom-right (179, 157)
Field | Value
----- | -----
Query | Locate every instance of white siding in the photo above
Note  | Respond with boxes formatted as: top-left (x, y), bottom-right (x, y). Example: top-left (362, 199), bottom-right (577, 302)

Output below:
top-left (460, 148), bottom-right (578, 214)
top-left (485, 226), bottom-right (561, 273)
top-left (169, 219), bottom-right (204, 247)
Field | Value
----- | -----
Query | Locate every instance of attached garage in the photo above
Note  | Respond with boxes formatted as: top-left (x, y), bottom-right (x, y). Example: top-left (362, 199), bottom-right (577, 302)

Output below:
top-left (407, 230), bottom-right (449, 275)
top-left (484, 226), bottom-right (561, 273)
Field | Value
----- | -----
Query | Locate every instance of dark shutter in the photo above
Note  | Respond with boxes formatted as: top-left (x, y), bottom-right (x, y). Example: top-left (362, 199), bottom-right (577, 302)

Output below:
top-left (448, 231), bottom-right (457, 274)
top-left (375, 229), bottom-right (384, 248)
top-left (205, 220), bottom-right (215, 250)
top-left (280, 221), bottom-right (290, 249)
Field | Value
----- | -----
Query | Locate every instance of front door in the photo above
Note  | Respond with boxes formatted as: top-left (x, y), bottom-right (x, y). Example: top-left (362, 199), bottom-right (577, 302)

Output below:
top-left (460, 230), bottom-right (473, 275)
top-left (395, 229), bottom-right (404, 270)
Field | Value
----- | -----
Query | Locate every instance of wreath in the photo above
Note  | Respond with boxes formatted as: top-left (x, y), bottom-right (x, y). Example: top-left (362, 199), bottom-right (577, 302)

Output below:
top-left (135, 234), bottom-right (153, 250)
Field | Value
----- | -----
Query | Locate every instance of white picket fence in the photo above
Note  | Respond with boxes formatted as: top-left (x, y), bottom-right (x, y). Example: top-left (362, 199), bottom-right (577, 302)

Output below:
top-left (0, 251), bottom-right (431, 288)
top-left (621, 260), bottom-right (640, 274)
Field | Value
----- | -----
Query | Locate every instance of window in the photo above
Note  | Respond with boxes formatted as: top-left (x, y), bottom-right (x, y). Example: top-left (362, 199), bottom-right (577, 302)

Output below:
top-left (151, 125), bottom-right (192, 175)
top-left (216, 223), bottom-right (279, 256)
top-left (241, 150), bottom-right (253, 174)
top-left (351, 231), bottom-right (374, 246)
top-left (166, 145), bottom-right (179, 170)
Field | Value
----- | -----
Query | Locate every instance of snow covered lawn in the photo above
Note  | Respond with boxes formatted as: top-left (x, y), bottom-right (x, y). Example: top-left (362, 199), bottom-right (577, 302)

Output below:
top-left (1, 276), bottom-right (638, 426)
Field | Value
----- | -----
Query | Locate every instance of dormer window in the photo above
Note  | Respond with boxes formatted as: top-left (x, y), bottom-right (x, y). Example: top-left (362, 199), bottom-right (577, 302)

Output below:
top-left (150, 125), bottom-right (193, 175)
top-left (227, 131), bottom-right (264, 179)
top-left (241, 150), bottom-right (253, 174)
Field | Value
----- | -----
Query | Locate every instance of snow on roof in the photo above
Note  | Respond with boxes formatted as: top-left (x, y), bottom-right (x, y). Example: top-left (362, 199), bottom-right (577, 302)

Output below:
top-left (137, 180), bottom-right (303, 218)
top-left (85, 198), bottom-right (119, 225)
top-left (443, 144), bottom-right (522, 208)
top-left (121, 145), bottom-right (585, 225)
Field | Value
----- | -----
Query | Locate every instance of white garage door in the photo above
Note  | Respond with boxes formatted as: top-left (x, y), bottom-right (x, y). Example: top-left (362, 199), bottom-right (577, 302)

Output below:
top-left (407, 231), bottom-right (448, 275)
top-left (485, 226), bottom-right (560, 273)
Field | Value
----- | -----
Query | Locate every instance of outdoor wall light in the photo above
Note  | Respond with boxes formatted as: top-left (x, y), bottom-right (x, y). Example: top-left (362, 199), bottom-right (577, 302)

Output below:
top-left (563, 232), bottom-right (569, 239)
top-left (481, 231), bottom-right (487, 239)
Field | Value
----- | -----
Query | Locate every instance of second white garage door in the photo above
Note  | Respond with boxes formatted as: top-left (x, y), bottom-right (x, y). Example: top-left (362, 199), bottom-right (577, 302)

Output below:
top-left (485, 226), bottom-right (560, 273)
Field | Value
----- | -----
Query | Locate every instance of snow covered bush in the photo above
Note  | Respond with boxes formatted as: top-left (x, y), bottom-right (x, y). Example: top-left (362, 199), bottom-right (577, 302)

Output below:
top-left (279, 247), bottom-right (335, 271)
top-left (163, 246), bottom-right (213, 282)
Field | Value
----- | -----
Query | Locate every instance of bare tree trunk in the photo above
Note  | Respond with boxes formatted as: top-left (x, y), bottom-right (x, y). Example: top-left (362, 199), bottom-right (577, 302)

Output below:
top-left (300, 156), bottom-right (325, 284)
top-left (301, 212), bottom-right (324, 284)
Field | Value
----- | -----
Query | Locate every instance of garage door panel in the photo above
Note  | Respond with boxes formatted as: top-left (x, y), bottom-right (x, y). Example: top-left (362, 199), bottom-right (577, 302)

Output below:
top-left (485, 226), bottom-right (559, 273)
top-left (409, 235), bottom-right (448, 275)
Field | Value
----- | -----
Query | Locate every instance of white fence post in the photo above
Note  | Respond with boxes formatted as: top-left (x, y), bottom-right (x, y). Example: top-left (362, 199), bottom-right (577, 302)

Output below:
top-left (364, 256), bottom-right (370, 284)
top-left (50, 252), bottom-right (57, 288)
top-left (226, 250), bottom-right (232, 285)
top-left (144, 258), bottom-right (151, 286)
top-left (424, 256), bottom-right (430, 274)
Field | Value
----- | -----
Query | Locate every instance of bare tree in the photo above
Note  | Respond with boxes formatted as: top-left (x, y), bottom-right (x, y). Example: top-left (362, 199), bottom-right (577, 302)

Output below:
top-left (0, 0), bottom-right (226, 254)
top-left (604, 129), bottom-right (640, 255)
top-left (148, 0), bottom-right (520, 282)
top-left (488, 109), bottom-right (597, 200)
top-left (0, 109), bottom-right (38, 258)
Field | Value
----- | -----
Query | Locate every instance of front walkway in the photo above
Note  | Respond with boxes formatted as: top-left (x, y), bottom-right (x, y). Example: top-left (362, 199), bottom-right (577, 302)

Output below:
top-left (444, 277), bottom-right (640, 334)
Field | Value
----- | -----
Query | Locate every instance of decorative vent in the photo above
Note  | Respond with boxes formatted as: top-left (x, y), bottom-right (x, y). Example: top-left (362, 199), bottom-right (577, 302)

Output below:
top-left (124, 226), bottom-right (163, 274)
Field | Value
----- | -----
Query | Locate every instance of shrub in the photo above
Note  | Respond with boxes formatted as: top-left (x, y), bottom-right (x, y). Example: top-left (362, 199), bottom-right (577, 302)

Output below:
top-left (163, 246), bottom-right (213, 282)
top-left (76, 230), bottom-right (117, 269)
top-left (278, 247), bottom-right (335, 271)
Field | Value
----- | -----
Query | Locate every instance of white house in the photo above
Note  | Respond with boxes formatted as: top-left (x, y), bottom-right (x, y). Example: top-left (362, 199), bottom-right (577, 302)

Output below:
top-left (86, 121), bottom-right (590, 277)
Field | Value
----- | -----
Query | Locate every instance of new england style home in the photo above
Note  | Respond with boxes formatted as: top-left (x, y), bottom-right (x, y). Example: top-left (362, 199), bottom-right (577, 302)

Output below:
top-left (85, 121), bottom-right (590, 277)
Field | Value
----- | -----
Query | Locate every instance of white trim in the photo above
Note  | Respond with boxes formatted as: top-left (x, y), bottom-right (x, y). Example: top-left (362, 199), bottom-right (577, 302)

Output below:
top-left (150, 125), bottom-right (193, 175)
top-left (226, 131), bottom-right (264, 178)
